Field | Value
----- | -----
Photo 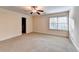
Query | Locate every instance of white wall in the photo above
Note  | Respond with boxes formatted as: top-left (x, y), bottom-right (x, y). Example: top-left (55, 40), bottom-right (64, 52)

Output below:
top-left (33, 12), bottom-right (69, 37)
top-left (69, 7), bottom-right (79, 51)
top-left (0, 8), bottom-right (33, 41)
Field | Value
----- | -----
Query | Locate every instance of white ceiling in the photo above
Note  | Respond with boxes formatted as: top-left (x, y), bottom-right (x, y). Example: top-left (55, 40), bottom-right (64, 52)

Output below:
top-left (0, 6), bottom-right (71, 15)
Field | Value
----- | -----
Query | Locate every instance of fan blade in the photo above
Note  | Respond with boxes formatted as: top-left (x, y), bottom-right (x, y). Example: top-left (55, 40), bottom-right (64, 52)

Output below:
top-left (30, 12), bottom-right (33, 14)
top-left (37, 10), bottom-right (44, 12)
top-left (37, 12), bottom-right (40, 15)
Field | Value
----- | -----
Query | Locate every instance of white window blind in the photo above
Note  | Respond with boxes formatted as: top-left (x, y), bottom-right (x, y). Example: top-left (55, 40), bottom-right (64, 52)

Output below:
top-left (49, 16), bottom-right (68, 31)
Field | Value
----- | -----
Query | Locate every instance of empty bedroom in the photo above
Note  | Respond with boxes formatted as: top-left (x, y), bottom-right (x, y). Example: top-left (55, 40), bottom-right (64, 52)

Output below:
top-left (0, 6), bottom-right (78, 52)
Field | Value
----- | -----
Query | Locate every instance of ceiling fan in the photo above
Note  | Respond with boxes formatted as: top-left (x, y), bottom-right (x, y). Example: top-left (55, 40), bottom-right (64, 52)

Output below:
top-left (30, 6), bottom-right (44, 15)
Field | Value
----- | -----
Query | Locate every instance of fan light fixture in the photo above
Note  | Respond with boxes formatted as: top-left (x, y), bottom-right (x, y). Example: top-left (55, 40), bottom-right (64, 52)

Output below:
top-left (30, 6), bottom-right (44, 15)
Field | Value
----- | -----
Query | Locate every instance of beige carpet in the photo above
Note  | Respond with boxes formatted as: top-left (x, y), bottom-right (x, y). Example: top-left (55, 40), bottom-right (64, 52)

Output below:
top-left (0, 33), bottom-right (77, 52)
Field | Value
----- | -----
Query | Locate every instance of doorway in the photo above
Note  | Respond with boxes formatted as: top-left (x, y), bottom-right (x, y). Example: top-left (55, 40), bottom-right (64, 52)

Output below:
top-left (22, 17), bottom-right (26, 34)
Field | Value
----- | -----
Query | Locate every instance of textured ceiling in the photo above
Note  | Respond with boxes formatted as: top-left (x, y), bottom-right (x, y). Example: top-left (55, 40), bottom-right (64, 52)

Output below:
top-left (0, 6), bottom-right (71, 15)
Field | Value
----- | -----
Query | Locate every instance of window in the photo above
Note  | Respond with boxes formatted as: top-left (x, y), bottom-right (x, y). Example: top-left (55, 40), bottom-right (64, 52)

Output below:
top-left (49, 16), bottom-right (68, 31)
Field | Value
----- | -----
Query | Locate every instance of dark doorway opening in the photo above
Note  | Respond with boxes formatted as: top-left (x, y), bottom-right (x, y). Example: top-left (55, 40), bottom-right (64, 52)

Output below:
top-left (22, 17), bottom-right (26, 34)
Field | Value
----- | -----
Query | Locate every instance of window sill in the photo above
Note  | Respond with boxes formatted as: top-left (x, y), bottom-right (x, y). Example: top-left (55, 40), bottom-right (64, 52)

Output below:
top-left (49, 29), bottom-right (69, 32)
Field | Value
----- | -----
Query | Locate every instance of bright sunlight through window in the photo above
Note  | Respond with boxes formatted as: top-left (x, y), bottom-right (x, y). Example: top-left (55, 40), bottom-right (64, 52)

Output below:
top-left (49, 16), bottom-right (68, 31)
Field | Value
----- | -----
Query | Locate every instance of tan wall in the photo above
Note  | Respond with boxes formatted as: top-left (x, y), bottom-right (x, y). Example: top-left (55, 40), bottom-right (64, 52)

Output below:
top-left (26, 16), bottom-right (33, 33)
top-left (0, 8), bottom-right (32, 41)
top-left (33, 12), bottom-right (69, 37)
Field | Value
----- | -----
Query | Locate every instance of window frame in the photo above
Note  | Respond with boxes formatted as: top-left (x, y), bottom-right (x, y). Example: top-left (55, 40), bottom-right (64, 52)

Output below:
top-left (48, 15), bottom-right (69, 32)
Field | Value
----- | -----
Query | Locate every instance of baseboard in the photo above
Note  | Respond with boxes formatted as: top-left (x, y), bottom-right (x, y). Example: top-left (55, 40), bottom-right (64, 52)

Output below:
top-left (0, 33), bottom-right (22, 41)
top-left (69, 36), bottom-right (79, 52)
top-left (33, 32), bottom-right (68, 38)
